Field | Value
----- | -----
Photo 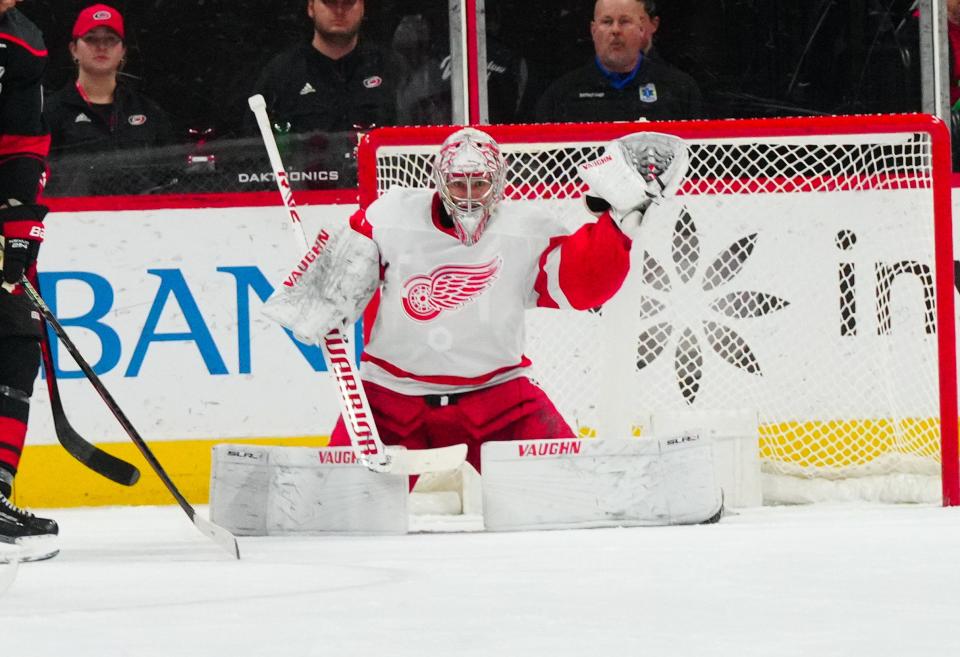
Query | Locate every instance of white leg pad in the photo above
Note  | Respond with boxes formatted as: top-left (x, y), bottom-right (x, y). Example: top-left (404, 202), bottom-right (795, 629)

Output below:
top-left (648, 410), bottom-right (762, 508)
top-left (209, 444), bottom-right (408, 535)
top-left (481, 437), bottom-right (722, 531)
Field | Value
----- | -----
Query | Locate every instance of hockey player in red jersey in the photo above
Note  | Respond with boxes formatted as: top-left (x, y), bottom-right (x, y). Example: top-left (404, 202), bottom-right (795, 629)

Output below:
top-left (266, 126), bottom-right (688, 473)
top-left (0, 0), bottom-right (58, 556)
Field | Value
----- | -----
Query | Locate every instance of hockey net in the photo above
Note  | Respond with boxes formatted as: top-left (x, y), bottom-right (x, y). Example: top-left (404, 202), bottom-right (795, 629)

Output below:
top-left (357, 115), bottom-right (958, 505)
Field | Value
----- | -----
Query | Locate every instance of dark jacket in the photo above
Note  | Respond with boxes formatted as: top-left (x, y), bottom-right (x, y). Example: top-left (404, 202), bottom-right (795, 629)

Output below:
top-left (46, 79), bottom-right (174, 154)
top-left (44, 80), bottom-right (176, 195)
top-left (0, 8), bottom-right (48, 203)
top-left (534, 55), bottom-right (702, 123)
top-left (0, 9), bottom-right (46, 338)
top-left (251, 40), bottom-right (401, 134)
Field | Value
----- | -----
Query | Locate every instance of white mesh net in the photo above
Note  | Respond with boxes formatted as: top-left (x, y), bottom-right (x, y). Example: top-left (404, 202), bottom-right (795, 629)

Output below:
top-left (363, 120), bottom-right (953, 503)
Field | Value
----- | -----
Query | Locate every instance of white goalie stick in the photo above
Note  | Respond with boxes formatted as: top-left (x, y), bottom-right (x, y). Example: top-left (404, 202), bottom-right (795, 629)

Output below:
top-left (247, 94), bottom-right (466, 475)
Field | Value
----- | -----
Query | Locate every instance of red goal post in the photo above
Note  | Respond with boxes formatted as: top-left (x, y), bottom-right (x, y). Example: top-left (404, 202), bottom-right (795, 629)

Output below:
top-left (357, 114), bottom-right (959, 506)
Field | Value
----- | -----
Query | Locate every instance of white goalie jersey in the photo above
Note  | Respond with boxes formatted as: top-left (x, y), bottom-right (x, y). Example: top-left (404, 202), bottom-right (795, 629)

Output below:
top-left (355, 188), bottom-right (632, 396)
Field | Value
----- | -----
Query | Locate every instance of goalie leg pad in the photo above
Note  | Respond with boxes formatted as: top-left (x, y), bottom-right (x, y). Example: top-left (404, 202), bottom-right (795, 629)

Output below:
top-left (481, 435), bottom-right (722, 531)
top-left (209, 444), bottom-right (409, 535)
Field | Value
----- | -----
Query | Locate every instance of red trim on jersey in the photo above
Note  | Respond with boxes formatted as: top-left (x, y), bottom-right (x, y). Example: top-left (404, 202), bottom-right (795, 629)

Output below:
top-left (533, 234), bottom-right (566, 309)
top-left (430, 193), bottom-right (459, 239)
top-left (533, 213), bottom-right (631, 310)
top-left (361, 352), bottom-right (532, 386)
top-left (558, 212), bottom-right (631, 310)
top-left (349, 207), bottom-right (373, 238)
top-left (0, 32), bottom-right (48, 57)
top-left (4, 220), bottom-right (44, 241)
top-left (0, 134), bottom-right (50, 158)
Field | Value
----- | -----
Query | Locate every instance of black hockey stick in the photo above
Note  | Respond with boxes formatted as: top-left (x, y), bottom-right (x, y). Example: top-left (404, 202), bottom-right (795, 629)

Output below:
top-left (38, 327), bottom-right (140, 486)
top-left (20, 277), bottom-right (239, 559)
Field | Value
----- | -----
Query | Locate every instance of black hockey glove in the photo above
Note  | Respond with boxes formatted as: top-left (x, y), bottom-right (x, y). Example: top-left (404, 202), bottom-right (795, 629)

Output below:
top-left (1, 203), bottom-right (48, 285)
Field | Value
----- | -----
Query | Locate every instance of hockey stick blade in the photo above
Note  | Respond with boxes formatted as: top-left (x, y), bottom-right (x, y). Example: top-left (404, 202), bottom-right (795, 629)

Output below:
top-left (20, 277), bottom-right (240, 559)
top-left (40, 330), bottom-right (140, 486)
top-left (192, 513), bottom-right (240, 559)
top-left (384, 443), bottom-right (468, 475)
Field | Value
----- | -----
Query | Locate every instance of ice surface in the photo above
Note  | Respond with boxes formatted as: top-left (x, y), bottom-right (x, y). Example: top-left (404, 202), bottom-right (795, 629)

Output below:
top-left (2, 504), bottom-right (959, 657)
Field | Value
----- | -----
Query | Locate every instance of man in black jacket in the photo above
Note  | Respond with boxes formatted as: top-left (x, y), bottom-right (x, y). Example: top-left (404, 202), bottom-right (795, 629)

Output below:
top-left (249, 0), bottom-right (401, 187)
top-left (0, 0), bottom-right (59, 558)
top-left (535, 0), bottom-right (701, 123)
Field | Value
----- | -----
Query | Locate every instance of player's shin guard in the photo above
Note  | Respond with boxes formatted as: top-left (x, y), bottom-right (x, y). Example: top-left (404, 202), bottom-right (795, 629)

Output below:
top-left (0, 385), bottom-right (59, 560)
top-left (0, 384), bottom-right (30, 496)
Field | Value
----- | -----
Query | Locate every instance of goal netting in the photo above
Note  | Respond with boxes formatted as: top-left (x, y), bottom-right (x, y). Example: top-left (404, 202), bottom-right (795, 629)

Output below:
top-left (357, 115), bottom-right (958, 505)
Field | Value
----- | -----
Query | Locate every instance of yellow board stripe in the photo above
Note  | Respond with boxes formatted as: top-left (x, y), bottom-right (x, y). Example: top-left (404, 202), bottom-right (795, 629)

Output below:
top-left (13, 418), bottom-right (950, 509)
top-left (12, 436), bottom-right (330, 509)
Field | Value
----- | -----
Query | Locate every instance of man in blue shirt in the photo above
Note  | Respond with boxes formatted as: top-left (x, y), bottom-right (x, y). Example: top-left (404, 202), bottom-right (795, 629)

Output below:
top-left (534, 0), bottom-right (701, 123)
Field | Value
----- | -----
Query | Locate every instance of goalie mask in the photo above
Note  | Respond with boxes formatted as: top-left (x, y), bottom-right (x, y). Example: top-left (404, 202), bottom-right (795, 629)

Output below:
top-left (433, 127), bottom-right (507, 246)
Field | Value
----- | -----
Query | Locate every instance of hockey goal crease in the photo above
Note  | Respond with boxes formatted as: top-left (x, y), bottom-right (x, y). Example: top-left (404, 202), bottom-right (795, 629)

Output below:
top-left (357, 114), bottom-right (959, 506)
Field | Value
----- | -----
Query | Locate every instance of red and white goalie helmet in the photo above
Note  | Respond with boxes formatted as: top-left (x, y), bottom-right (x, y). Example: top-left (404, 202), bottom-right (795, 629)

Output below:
top-left (432, 127), bottom-right (507, 246)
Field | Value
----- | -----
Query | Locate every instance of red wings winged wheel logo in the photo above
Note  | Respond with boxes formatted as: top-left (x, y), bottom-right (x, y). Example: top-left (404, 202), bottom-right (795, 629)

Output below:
top-left (402, 257), bottom-right (503, 321)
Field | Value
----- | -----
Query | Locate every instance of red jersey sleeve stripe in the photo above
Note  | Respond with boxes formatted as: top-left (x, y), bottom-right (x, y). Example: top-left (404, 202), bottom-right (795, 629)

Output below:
top-left (0, 32), bottom-right (48, 57)
top-left (0, 134), bottom-right (51, 158)
top-left (349, 208), bottom-right (373, 238)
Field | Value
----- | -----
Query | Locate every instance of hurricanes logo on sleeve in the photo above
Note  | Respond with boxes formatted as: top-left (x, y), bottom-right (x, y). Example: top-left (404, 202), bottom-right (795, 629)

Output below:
top-left (402, 257), bottom-right (502, 321)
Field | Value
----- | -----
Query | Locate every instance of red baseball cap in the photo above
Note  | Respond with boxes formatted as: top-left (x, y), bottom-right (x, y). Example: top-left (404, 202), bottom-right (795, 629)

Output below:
top-left (72, 4), bottom-right (125, 40)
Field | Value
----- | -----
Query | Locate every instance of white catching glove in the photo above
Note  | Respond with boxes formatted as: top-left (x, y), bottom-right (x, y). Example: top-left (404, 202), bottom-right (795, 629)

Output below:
top-left (578, 132), bottom-right (690, 226)
top-left (263, 224), bottom-right (380, 345)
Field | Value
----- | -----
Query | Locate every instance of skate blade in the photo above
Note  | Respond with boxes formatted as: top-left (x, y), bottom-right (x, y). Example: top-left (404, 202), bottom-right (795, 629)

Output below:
top-left (14, 534), bottom-right (59, 562)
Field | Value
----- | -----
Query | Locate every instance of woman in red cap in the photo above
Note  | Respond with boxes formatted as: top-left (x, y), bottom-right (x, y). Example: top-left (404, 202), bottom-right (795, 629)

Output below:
top-left (44, 4), bottom-right (176, 195)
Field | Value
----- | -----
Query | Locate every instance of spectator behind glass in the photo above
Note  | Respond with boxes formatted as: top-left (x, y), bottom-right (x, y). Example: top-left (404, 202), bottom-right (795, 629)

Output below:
top-left (248, 0), bottom-right (401, 187)
top-left (534, 0), bottom-right (701, 123)
top-left (392, 10), bottom-right (529, 125)
top-left (44, 4), bottom-right (177, 196)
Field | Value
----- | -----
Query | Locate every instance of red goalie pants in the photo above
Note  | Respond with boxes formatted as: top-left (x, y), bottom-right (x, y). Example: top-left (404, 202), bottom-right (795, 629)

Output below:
top-left (329, 377), bottom-right (575, 473)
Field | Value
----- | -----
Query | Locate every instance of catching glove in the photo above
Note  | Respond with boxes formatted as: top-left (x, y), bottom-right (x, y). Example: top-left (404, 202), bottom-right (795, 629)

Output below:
top-left (579, 132), bottom-right (690, 222)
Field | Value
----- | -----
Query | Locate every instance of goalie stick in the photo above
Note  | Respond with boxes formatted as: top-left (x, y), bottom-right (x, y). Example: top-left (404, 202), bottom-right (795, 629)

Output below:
top-left (19, 277), bottom-right (240, 559)
top-left (248, 93), bottom-right (466, 476)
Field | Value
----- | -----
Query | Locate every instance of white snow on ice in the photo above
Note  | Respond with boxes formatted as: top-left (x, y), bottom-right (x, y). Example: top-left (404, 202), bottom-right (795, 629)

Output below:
top-left (2, 503), bottom-right (959, 657)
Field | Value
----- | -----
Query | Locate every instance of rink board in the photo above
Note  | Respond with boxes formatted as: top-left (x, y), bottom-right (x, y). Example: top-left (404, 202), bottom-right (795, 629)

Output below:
top-left (11, 185), bottom-right (960, 508)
